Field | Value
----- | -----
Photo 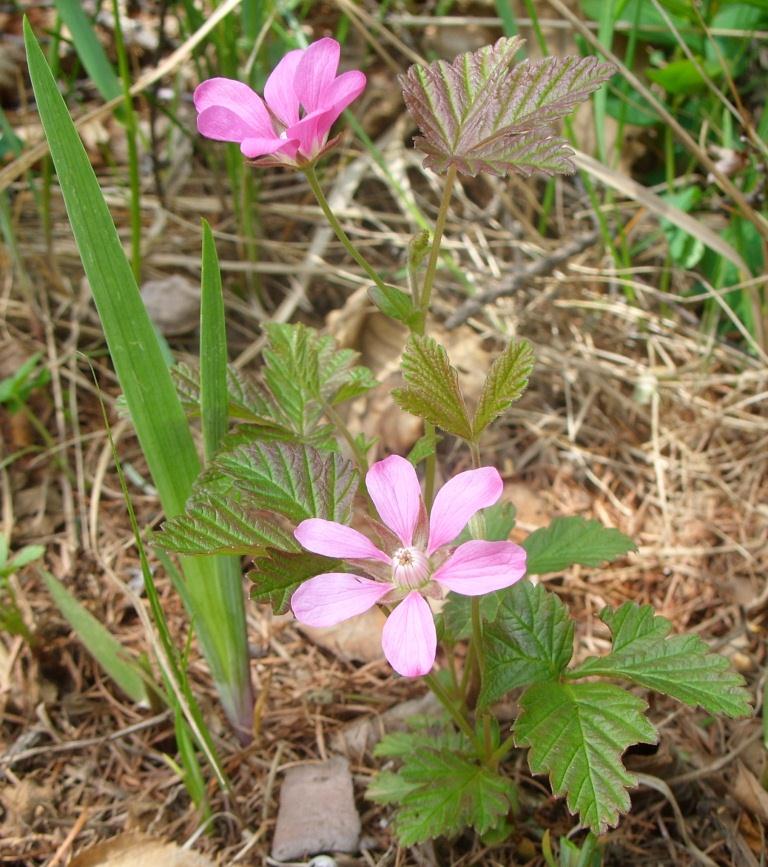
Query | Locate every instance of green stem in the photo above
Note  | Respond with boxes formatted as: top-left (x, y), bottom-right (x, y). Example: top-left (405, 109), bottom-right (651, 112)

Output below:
top-left (418, 165), bottom-right (457, 322)
top-left (112, 0), bottom-right (142, 282)
top-left (324, 403), bottom-right (368, 475)
top-left (423, 671), bottom-right (477, 746)
top-left (423, 422), bottom-right (437, 509)
top-left (488, 731), bottom-right (517, 769)
top-left (303, 164), bottom-right (388, 293)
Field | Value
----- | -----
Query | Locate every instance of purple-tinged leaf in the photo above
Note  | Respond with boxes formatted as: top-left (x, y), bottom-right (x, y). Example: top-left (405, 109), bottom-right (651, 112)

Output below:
top-left (400, 38), bottom-right (614, 177)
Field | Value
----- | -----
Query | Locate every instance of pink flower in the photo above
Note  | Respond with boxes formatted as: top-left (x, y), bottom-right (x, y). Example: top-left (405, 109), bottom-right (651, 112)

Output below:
top-left (291, 455), bottom-right (527, 677)
top-left (194, 38), bottom-right (366, 167)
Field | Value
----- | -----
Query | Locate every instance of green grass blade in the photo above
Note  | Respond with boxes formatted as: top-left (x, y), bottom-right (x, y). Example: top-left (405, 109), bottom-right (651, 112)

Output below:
top-left (200, 220), bottom-right (228, 460)
top-left (52, 0), bottom-right (121, 102)
top-left (40, 569), bottom-right (148, 704)
top-left (24, 18), bottom-right (252, 736)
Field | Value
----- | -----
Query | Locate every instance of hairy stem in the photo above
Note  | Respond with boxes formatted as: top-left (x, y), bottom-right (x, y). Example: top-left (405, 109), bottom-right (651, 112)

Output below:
top-left (304, 164), bottom-right (388, 293)
top-left (418, 165), bottom-right (457, 318)
top-left (423, 671), bottom-right (477, 747)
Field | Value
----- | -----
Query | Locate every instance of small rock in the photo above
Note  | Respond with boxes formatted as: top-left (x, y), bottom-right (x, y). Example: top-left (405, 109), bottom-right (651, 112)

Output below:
top-left (272, 756), bottom-right (361, 861)
top-left (140, 274), bottom-right (200, 335)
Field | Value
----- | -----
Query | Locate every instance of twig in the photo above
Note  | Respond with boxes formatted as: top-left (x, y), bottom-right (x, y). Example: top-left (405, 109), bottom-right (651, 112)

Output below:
top-left (446, 231), bottom-right (598, 328)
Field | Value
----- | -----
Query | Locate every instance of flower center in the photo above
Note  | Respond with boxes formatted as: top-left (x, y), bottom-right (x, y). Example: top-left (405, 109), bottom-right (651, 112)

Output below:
top-left (391, 547), bottom-right (430, 590)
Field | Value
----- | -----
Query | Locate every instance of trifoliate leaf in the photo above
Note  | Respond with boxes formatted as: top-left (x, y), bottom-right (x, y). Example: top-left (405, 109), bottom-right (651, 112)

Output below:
top-left (572, 603), bottom-right (751, 718)
top-left (479, 581), bottom-right (573, 707)
top-left (401, 38), bottom-right (614, 177)
top-left (524, 516), bottom-right (636, 574)
top-left (248, 550), bottom-right (343, 614)
top-left (156, 489), bottom-right (298, 556)
top-left (208, 442), bottom-right (358, 524)
top-left (515, 680), bottom-right (656, 831)
top-left (369, 748), bottom-right (512, 845)
top-left (172, 323), bottom-right (376, 442)
top-left (392, 335), bottom-right (473, 439)
top-left (472, 339), bottom-right (535, 435)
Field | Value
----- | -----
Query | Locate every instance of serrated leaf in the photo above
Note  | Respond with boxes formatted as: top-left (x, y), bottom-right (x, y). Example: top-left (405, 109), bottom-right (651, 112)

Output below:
top-left (440, 589), bottom-right (505, 642)
top-left (370, 749), bottom-right (512, 845)
top-left (473, 340), bottom-right (535, 435)
top-left (366, 771), bottom-right (420, 804)
top-left (172, 362), bottom-right (284, 427)
top-left (479, 582), bottom-right (573, 707)
top-left (392, 335), bottom-right (473, 439)
top-left (262, 322), bottom-right (376, 434)
top-left (572, 603), bottom-right (751, 718)
top-left (207, 442), bottom-right (358, 524)
top-left (157, 489), bottom-right (298, 556)
top-left (401, 38), bottom-right (614, 177)
top-left (515, 680), bottom-right (656, 831)
top-left (524, 516), bottom-right (636, 574)
top-left (248, 550), bottom-right (343, 614)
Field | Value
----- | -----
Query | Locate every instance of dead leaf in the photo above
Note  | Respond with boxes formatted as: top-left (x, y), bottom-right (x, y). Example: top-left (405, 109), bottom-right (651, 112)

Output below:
top-left (733, 762), bottom-right (768, 826)
top-left (70, 832), bottom-right (215, 867)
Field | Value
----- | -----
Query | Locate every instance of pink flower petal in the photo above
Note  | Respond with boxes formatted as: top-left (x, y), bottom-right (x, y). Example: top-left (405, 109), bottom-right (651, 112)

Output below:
top-left (317, 70), bottom-right (367, 124)
top-left (263, 49), bottom-right (303, 126)
top-left (291, 573), bottom-right (392, 627)
top-left (366, 455), bottom-right (422, 547)
top-left (285, 106), bottom-right (337, 159)
top-left (240, 135), bottom-right (296, 159)
top-left (427, 467), bottom-right (503, 554)
top-left (432, 540), bottom-right (527, 595)
top-left (381, 591), bottom-right (437, 677)
top-left (294, 37), bottom-right (341, 113)
top-left (194, 78), bottom-right (273, 139)
top-left (294, 518), bottom-right (390, 563)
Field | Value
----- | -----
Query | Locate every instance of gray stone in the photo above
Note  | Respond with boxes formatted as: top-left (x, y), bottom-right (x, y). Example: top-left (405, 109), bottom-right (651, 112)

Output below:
top-left (271, 757), bottom-right (361, 861)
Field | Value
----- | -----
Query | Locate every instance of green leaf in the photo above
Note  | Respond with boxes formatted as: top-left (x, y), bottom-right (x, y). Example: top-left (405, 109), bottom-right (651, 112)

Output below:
top-left (473, 339), bottom-right (534, 435)
top-left (199, 220), bottom-right (228, 461)
top-left (524, 516), bottom-right (636, 574)
top-left (209, 441), bottom-right (358, 524)
top-left (440, 589), bottom-right (505, 642)
top-left (53, 0), bottom-right (122, 102)
top-left (392, 335), bottom-right (473, 439)
top-left (4, 544), bottom-right (45, 573)
top-left (572, 603), bottom-right (751, 718)
top-left (368, 284), bottom-right (421, 329)
top-left (479, 581), bottom-right (573, 707)
top-left (369, 748), bottom-right (512, 845)
top-left (41, 569), bottom-right (148, 704)
top-left (646, 58), bottom-right (723, 96)
top-left (262, 322), bottom-right (376, 436)
top-left (401, 39), bottom-right (614, 177)
top-left (157, 488), bottom-right (298, 556)
top-left (248, 550), bottom-right (343, 614)
top-left (515, 680), bottom-right (656, 831)
top-left (172, 362), bottom-right (289, 429)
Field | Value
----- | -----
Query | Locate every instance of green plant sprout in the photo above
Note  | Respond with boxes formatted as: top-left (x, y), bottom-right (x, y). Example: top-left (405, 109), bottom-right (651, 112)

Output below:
top-left (0, 536), bottom-right (44, 645)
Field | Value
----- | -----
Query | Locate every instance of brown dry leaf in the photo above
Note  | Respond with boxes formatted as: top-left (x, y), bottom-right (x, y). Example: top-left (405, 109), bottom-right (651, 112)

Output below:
top-left (70, 832), bottom-right (215, 867)
top-left (733, 762), bottom-right (768, 826)
top-left (504, 482), bottom-right (551, 533)
top-left (0, 779), bottom-right (53, 831)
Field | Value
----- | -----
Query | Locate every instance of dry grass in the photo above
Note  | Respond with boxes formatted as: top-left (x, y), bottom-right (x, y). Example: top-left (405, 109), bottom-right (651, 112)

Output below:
top-left (1, 3), bottom-right (767, 865)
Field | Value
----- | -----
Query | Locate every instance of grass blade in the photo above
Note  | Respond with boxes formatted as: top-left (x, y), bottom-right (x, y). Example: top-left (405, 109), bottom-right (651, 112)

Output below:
top-left (24, 18), bottom-right (253, 737)
top-left (40, 569), bottom-right (148, 704)
top-left (53, 0), bottom-right (121, 102)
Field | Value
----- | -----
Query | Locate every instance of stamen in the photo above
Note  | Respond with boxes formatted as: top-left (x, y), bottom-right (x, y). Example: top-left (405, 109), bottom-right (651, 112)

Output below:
top-left (391, 547), bottom-right (430, 589)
